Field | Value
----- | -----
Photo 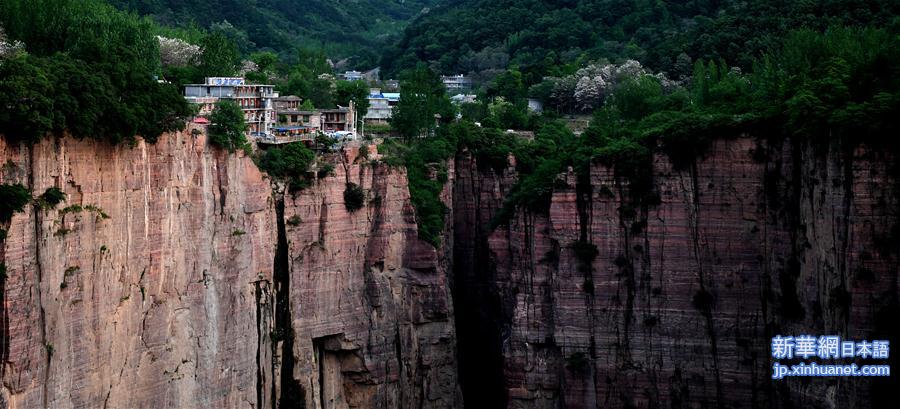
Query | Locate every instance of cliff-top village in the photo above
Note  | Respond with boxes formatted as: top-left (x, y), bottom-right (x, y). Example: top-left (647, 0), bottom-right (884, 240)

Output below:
top-left (183, 73), bottom-right (476, 146)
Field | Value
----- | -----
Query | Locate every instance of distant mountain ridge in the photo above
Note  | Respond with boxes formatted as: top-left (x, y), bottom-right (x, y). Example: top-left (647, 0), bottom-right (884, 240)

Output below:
top-left (108, 0), bottom-right (438, 63)
top-left (382, 0), bottom-right (899, 79)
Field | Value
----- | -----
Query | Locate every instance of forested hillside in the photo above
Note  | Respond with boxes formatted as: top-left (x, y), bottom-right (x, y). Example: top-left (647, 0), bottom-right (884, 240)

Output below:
top-left (383, 0), bottom-right (900, 81)
top-left (108, 0), bottom-right (438, 66)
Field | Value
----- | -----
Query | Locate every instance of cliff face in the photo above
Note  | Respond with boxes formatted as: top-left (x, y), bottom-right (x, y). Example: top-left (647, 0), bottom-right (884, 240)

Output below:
top-left (0, 136), bottom-right (461, 409)
top-left (452, 136), bottom-right (899, 408)
top-left (277, 146), bottom-right (460, 409)
top-left (2, 129), bottom-right (896, 408)
top-left (0, 131), bottom-right (276, 408)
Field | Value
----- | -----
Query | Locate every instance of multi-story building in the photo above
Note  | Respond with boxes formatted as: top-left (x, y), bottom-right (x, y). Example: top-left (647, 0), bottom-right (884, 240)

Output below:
top-left (441, 74), bottom-right (473, 91)
top-left (184, 77), bottom-right (277, 137)
top-left (321, 101), bottom-right (356, 134)
top-left (341, 70), bottom-right (363, 81)
top-left (364, 88), bottom-right (400, 125)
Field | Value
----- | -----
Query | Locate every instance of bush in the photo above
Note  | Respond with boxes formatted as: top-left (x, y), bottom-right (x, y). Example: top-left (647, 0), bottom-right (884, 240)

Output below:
top-left (573, 241), bottom-right (599, 264)
top-left (208, 100), bottom-right (249, 152)
top-left (257, 143), bottom-right (316, 190)
top-left (343, 183), bottom-right (365, 212)
top-left (0, 184), bottom-right (31, 222)
top-left (565, 352), bottom-right (590, 375)
top-left (37, 187), bottom-right (66, 209)
top-left (317, 163), bottom-right (335, 179)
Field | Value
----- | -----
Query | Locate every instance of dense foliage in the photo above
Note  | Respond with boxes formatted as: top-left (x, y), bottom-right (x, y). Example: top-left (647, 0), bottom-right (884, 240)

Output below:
top-left (391, 65), bottom-right (455, 140)
top-left (256, 143), bottom-right (316, 191)
top-left (0, 184), bottom-right (31, 223)
top-left (37, 187), bottom-right (66, 209)
top-left (207, 101), bottom-right (249, 152)
top-left (389, 27), bottom-right (900, 241)
top-left (384, 0), bottom-right (899, 83)
top-left (0, 0), bottom-right (192, 144)
top-left (343, 183), bottom-right (366, 212)
top-left (109, 0), bottom-right (438, 66)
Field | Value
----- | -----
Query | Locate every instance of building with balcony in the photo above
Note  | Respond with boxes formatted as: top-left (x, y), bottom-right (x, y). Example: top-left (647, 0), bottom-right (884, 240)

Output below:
top-left (321, 101), bottom-right (356, 134)
top-left (184, 77), bottom-right (277, 137)
top-left (364, 88), bottom-right (401, 125)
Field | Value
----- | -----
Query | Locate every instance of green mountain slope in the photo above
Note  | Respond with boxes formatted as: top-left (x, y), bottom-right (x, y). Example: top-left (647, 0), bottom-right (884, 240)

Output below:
top-left (383, 0), bottom-right (899, 80)
top-left (108, 0), bottom-right (438, 64)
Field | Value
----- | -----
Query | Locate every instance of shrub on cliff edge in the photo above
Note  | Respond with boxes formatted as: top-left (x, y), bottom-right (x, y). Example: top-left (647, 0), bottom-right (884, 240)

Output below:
top-left (208, 100), bottom-right (249, 152)
top-left (0, 183), bottom-right (31, 222)
top-left (256, 143), bottom-right (316, 191)
top-left (344, 183), bottom-right (365, 212)
top-left (36, 187), bottom-right (66, 209)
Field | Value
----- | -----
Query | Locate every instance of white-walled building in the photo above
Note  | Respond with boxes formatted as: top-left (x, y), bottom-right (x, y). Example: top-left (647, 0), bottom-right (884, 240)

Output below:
top-left (184, 77), bottom-right (277, 137)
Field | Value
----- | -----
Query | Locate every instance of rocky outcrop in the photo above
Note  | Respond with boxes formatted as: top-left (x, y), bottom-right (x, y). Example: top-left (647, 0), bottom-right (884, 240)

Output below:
top-left (280, 146), bottom-right (461, 409)
top-left (0, 131), bottom-right (276, 408)
top-left (0, 135), bottom-right (461, 409)
top-left (3, 127), bottom-right (895, 409)
top-left (452, 136), bottom-right (899, 408)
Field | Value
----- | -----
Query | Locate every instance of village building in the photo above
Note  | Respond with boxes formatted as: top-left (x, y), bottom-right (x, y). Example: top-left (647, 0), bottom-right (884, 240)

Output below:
top-left (270, 95), bottom-right (319, 142)
top-left (320, 101), bottom-right (357, 135)
top-left (341, 70), bottom-right (363, 81)
top-left (382, 79), bottom-right (400, 91)
top-left (441, 74), bottom-right (473, 91)
top-left (364, 88), bottom-right (400, 125)
top-left (184, 77), bottom-right (277, 137)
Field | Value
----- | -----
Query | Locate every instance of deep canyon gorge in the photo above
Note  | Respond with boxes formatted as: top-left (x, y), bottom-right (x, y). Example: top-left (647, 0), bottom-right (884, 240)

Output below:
top-left (1, 129), bottom-right (897, 408)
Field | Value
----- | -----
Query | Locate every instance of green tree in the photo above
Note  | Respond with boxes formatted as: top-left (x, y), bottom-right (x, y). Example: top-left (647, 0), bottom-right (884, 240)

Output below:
top-left (336, 80), bottom-right (370, 120)
top-left (208, 100), bottom-right (248, 152)
top-left (487, 68), bottom-right (527, 103)
top-left (0, 0), bottom-right (191, 145)
top-left (198, 31), bottom-right (240, 77)
top-left (0, 184), bottom-right (32, 223)
top-left (0, 56), bottom-right (56, 144)
top-left (257, 143), bottom-right (316, 190)
top-left (391, 65), bottom-right (454, 139)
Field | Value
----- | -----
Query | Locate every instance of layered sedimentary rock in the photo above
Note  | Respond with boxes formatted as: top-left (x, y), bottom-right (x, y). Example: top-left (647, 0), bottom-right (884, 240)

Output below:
top-left (452, 136), bottom-right (899, 408)
top-left (0, 131), bottom-right (276, 408)
top-left (0, 135), bottom-right (461, 409)
top-left (280, 146), bottom-right (461, 409)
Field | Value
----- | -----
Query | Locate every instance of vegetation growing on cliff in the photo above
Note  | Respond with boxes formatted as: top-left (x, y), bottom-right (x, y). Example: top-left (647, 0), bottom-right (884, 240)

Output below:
top-left (392, 27), bottom-right (900, 241)
top-left (0, 0), bottom-right (193, 145)
top-left (207, 100), bottom-right (249, 152)
top-left (343, 183), bottom-right (366, 212)
top-left (0, 184), bottom-right (31, 223)
top-left (256, 143), bottom-right (316, 191)
top-left (36, 187), bottom-right (66, 210)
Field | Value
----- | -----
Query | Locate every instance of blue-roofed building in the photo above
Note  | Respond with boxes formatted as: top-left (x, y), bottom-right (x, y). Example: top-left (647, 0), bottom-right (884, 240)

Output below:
top-left (365, 88), bottom-right (400, 125)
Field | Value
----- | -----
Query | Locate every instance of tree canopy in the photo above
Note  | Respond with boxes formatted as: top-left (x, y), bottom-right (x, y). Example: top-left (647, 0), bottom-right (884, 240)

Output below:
top-left (0, 0), bottom-right (191, 144)
top-left (390, 65), bottom-right (454, 139)
top-left (207, 100), bottom-right (248, 152)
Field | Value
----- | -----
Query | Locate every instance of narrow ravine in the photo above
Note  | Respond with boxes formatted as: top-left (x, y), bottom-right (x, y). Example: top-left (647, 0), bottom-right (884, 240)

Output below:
top-left (273, 193), bottom-right (304, 407)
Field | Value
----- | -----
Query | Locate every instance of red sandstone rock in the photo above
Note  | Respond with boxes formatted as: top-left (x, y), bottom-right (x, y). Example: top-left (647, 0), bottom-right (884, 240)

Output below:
top-left (282, 145), bottom-right (460, 409)
top-left (1, 131), bottom-right (276, 408)
top-left (453, 137), bottom-right (898, 409)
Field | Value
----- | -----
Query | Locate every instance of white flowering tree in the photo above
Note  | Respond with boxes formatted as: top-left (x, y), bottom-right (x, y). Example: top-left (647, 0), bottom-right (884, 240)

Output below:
top-left (542, 60), bottom-right (681, 113)
top-left (157, 36), bottom-right (201, 67)
top-left (0, 27), bottom-right (24, 59)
